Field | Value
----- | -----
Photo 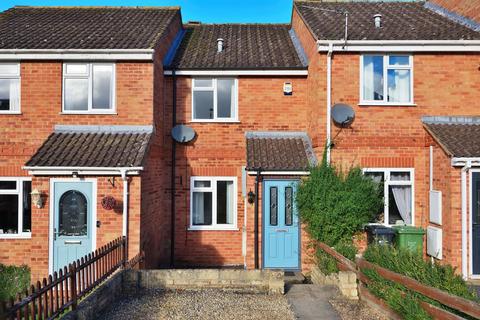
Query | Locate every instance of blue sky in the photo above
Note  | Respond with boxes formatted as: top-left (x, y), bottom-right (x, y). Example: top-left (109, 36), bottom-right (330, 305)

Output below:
top-left (0, 0), bottom-right (294, 23)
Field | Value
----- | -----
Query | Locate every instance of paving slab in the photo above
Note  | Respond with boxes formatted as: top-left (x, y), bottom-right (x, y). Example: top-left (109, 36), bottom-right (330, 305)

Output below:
top-left (286, 284), bottom-right (341, 320)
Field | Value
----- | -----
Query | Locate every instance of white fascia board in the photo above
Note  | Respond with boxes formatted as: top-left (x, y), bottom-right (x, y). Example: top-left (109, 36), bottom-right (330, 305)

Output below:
top-left (23, 166), bottom-right (143, 176)
top-left (247, 171), bottom-right (310, 176)
top-left (164, 69), bottom-right (308, 76)
top-left (0, 49), bottom-right (154, 61)
top-left (452, 158), bottom-right (480, 167)
top-left (317, 40), bottom-right (480, 52)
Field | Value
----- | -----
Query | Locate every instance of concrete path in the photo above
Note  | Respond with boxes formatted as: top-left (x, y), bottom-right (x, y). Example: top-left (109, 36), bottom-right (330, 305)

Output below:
top-left (286, 284), bottom-right (341, 320)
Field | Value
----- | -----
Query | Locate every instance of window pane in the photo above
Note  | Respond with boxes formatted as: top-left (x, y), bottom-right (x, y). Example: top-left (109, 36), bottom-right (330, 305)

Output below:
top-left (59, 190), bottom-right (88, 236)
top-left (22, 181), bottom-right (31, 233)
top-left (0, 180), bottom-right (16, 190)
top-left (270, 187), bottom-right (278, 226)
top-left (285, 187), bottom-right (293, 226)
top-left (387, 69), bottom-right (411, 103)
top-left (65, 64), bottom-right (88, 75)
top-left (365, 172), bottom-right (384, 184)
top-left (0, 194), bottom-right (19, 234)
top-left (388, 185), bottom-right (412, 225)
top-left (193, 91), bottom-right (214, 119)
top-left (0, 79), bottom-right (20, 111)
top-left (192, 191), bottom-right (212, 225)
top-left (389, 56), bottom-right (409, 66)
top-left (0, 64), bottom-right (19, 75)
top-left (64, 78), bottom-right (88, 111)
top-left (194, 79), bottom-right (213, 87)
top-left (92, 65), bottom-right (113, 109)
top-left (194, 181), bottom-right (211, 188)
top-left (390, 172), bottom-right (411, 181)
top-left (216, 180), bottom-right (234, 224)
top-left (365, 172), bottom-right (385, 223)
top-left (217, 79), bottom-right (234, 118)
top-left (363, 56), bottom-right (384, 101)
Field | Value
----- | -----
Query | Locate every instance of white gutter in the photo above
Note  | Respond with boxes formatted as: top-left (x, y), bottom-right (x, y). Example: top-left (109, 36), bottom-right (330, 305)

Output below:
top-left (0, 49), bottom-right (154, 61)
top-left (24, 166), bottom-right (143, 176)
top-left (163, 69), bottom-right (308, 76)
top-left (317, 40), bottom-right (480, 52)
top-left (461, 160), bottom-right (472, 279)
top-left (451, 158), bottom-right (480, 167)
top-left (247, 171), bottom-right (310, 176)
top-left (326, 43), bottom-right (333, 164)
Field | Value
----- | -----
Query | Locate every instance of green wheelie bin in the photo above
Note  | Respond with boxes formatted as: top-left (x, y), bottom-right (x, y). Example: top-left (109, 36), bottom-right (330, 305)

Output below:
top-left (392, 225), bottom-right (425, 253)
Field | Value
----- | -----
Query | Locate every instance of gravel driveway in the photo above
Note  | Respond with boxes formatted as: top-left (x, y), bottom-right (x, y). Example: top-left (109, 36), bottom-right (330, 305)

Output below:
top-left (97, 289), bottom-right (295, 320)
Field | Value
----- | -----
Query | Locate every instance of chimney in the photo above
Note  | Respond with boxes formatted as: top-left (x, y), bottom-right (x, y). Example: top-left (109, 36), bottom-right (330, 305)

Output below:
top-left (217, 38), bottom-right (224, 53)
top-left (374, 14), bottom-right (382, 28)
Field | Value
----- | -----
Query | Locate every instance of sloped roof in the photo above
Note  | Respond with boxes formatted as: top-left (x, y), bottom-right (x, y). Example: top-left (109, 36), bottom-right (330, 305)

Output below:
top-left (246, 132), bottom-right (317, 171)
top-left (168, 24), bottom-right (307, 70)
top-left (423, 116), bottom-right (480, 158)
top-left (0, 6), bottom-right (180, 49)
top-left (26, 126), bottom-right (153, 168)
top-left (294, 1), bottom-right (480, 40)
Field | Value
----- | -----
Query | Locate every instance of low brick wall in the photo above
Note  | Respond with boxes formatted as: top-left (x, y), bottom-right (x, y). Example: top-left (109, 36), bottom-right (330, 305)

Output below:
top-left (310, 266), bottom-right (358, 299)
top-left (123, 269), bottom-right (285, 294)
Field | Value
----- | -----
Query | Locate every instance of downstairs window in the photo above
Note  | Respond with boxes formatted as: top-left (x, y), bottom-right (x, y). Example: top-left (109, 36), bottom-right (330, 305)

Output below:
top-left (0, 178), bottom-right (31, 237)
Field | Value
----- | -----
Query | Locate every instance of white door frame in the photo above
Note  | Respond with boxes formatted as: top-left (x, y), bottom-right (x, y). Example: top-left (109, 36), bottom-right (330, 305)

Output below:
top-left (48, 178), bottom-right (97, 275)
top-left (469, 169), bottom-right (480, 279)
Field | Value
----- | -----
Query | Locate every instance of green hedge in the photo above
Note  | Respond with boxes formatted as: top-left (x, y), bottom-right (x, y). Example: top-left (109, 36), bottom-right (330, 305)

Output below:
top-left (0, 264), bottom-right (30, 302)
top-left (316, 241), bottom-right (358, 275)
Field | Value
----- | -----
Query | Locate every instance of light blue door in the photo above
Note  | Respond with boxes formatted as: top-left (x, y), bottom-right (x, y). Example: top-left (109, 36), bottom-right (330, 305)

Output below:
top-left (263, 180), bottom-right (300, 270)
top-left (53, 181), bottom-right (93, 272)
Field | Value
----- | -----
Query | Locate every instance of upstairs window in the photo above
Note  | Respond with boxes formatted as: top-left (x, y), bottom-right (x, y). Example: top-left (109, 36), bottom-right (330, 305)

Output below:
top-left (0, 178), bottom-right (31, 238)
top-left (361, 55), bottom-right (413, 105)
top-left (0, 63), bottom-right (21, 114)
top-left (63, 63), bottom-right (115, 113)
top-left (192, 78), bottom-right (237, 121)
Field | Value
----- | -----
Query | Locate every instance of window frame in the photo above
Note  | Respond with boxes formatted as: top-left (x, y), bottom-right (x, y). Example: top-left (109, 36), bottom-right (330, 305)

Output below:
top-left (362, 168), bottom-right (415, 226)
top-left (359, 54), bottom-right (414, 106)
top-left (189, 176), bottom-right (238, 230)
top-left (0, 177), bottom-right (32, 239)
top-left (62, 62), bottom-right (116, 114)
top-left (0, 62), bottom-right (21, 114)
top-left (191, 78), bottom-right (238, 122)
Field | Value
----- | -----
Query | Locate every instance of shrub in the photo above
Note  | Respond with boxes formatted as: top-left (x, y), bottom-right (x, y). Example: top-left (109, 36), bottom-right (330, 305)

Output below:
top-left (363, 244), bottom-right (477, 301)
top-left (296, 156), bottom-right (383, 246)
top-left (0, 264), bottom-right (30, 301)
top-left (316, 249), bottom-right (338, 275)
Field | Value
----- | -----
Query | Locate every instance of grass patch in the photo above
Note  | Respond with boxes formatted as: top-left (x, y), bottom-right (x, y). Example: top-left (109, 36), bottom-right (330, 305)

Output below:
top-left (0, 264), bottom-right (30, 302)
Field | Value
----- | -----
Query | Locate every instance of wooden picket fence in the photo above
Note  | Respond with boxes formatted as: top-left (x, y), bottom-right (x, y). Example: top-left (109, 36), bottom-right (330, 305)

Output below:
top-left (0, 236), bottom-right (143, 320)
top-left (317, 241), bottom-right (480, 320)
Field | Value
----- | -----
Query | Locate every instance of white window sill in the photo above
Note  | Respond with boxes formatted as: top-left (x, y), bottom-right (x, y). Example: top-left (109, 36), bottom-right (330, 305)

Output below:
top-left (60, 111), bottom-right (118, 115)
top-left (0, 233), bottom-right (32, 239)
top-left (358, 102), bottom-right (417, 107)
top-left (190, 120), bottom-right (240, 123)
top-left (188, 226), bottom-right (239, 231)
top-left (0, 111), bottom-right (21, 115)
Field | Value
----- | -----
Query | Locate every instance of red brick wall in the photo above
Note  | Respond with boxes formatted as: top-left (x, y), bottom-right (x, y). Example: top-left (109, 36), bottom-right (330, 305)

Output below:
top-left (165, 75), bottom-right (313, 268)
top-left (429, 0), bottom-right (480, 22)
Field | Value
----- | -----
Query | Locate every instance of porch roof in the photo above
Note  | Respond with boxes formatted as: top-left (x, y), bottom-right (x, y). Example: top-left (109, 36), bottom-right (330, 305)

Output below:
top-left (25, 125), bottom-right (152, 168)
top-left (245, 131), bottom-right (317, 172)
top-left (423, 116), bottom-right (480, 158)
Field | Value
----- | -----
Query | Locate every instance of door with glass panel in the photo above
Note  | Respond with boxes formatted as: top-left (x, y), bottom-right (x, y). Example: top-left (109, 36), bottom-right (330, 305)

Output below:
top-left (263, 180), bottom-right (300, 270)
top-left (472, 173), bottom-right (480, 275)
top-left (53, 181), bottom-right (93, 272)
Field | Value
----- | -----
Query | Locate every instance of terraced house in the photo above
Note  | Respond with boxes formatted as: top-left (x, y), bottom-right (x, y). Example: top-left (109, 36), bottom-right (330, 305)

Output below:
top-left (1, 0), bottom-right (480, 282)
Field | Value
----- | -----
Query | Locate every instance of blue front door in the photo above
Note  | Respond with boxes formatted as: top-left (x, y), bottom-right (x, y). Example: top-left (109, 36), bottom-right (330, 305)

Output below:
top-left (53, 181), bottom-right (93, 272)
top-left (263, 180), bottom-right (300, 270)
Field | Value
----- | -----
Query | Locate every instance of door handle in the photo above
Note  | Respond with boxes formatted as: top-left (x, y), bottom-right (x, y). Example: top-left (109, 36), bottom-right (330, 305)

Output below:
top-left (64, 240), bottom-right (82, 245)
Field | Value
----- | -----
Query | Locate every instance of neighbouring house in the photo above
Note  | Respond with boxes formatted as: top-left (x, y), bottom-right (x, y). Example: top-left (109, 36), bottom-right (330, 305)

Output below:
top-left (291, 0), bottom-right (480, 278)
top-left (0, 6), bottom-right (182, 281)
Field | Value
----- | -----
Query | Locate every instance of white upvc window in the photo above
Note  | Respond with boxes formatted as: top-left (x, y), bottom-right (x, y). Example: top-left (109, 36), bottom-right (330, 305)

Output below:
top-left (360, 54), bottom-right (413, 105)
top-left (0, 63), bottom-right (21, 114)
top-left (62, 63), bottom-right (116, 113)
top-left (0, 177), bottom-right (32, 238)
top-left (191, 78), bottom-right (238, 122)
top-left (363, 168), bottom-right (414, 226)
top-left (190, 176), bottom-right (237, 230)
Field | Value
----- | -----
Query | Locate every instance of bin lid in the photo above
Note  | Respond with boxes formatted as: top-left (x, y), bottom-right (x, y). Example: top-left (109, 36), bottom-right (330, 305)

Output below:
top-left (392, 225), bottom-right (425, 234)
top-left (365, 224), bottom-right (395, 234)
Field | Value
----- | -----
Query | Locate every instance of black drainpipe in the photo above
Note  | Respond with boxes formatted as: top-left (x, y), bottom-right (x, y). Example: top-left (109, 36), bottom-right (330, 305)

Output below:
top-left (170, 69), bottom-right (177, 267)
top-left (254, 169), bottom-right (261, 269)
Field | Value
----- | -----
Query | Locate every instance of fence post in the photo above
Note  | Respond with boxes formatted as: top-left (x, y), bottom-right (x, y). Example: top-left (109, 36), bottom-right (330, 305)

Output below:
top-left (122, 236), bottom-right (127, 268)
top-left (69, 263), bottom-right (77, 310)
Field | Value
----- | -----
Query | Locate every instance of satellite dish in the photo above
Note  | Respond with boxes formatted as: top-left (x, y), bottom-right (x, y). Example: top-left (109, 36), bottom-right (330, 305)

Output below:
top-left (332, 103), bottom-right (355, 127)
top-left (171, 125), bottom-right (196, 143)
